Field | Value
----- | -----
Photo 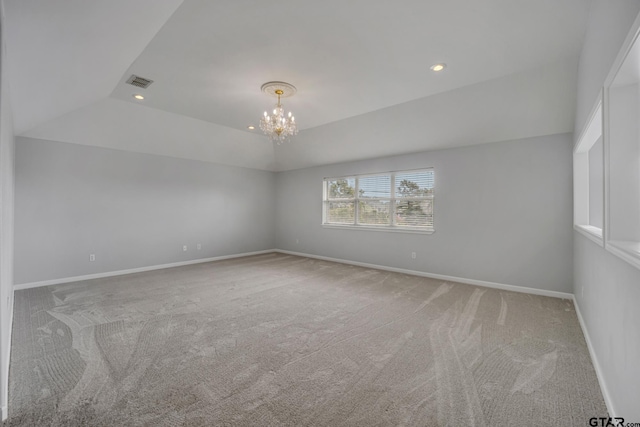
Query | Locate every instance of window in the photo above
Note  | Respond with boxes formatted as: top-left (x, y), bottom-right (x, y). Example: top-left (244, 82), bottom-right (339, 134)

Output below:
top-left (322, 169), bottom-right (434, 233)
top-left (573, 100), bottom-right (604, 245)
top-left (603, 19), bottom-right (640, 270)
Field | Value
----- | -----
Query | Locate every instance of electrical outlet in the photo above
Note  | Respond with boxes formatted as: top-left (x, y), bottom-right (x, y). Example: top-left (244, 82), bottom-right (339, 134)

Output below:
top-left (411, 252), bottom-right (416, 259)
top-left (183, 245), bottom-right (188, 252)
top-left (197, 243), bottom-right (202, 250)
top-left (89, 254), bottom-right (96, 262)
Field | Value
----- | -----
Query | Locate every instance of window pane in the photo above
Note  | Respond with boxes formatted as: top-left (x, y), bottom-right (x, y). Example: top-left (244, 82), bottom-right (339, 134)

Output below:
top-left (359, 175), bottom-right (391, 198)
top-left (396, 171), bottom-right (434, 198)
top-left (395, 199), bottom-right (433, 227)
top-left (358, 200), bottom-right (391, 225)
top-left (326, 178), bottom-right (356, 199)
top-left (326, 201), bottom-right (355, 224)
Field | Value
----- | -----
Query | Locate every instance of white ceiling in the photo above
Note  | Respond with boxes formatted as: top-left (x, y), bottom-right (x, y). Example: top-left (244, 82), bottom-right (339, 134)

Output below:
top-left (3, 0), bottom-right (184, 135)
top-left (4, 0), bottom-right (590, 171)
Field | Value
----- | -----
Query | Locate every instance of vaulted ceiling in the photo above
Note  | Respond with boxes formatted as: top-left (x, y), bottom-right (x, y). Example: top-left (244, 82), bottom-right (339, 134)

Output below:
top-left (4, 0), bottom-right (590, 171)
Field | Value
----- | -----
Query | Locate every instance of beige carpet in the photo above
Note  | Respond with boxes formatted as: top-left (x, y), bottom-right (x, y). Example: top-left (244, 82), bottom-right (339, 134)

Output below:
top-left (5, 253), bottom-right (606, 426)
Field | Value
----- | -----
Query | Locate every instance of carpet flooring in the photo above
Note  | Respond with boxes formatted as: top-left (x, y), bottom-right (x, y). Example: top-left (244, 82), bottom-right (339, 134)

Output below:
top-left (5, 253), bottom-right (606, 426)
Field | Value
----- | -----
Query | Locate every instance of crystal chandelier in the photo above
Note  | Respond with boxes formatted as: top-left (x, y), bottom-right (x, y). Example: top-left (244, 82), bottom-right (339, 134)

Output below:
top-left (259, 81), bottom-right (298, 144)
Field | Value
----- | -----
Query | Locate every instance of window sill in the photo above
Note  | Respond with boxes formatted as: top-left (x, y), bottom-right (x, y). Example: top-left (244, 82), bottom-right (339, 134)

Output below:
top-left (606, 240), bottom-right (640, 271)
top-left (574, 224), bottom-right (603, 246)
top-left (322, 224), bottom-right (434, 234)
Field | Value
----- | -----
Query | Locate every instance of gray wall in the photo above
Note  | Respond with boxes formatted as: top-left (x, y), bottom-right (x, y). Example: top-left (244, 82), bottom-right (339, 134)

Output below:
top-left (0, 8), bottom-right (15, 419)
top-left (14, 137), bottom-right (276, 284)
top-left (276, 134), bottom-right (574, 293)
top-left (574, 0), bottom-right (640, 419)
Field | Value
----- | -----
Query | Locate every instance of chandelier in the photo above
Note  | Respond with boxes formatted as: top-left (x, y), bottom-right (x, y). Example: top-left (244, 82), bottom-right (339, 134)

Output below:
top-left (259, 81), bottom-right (298, 144)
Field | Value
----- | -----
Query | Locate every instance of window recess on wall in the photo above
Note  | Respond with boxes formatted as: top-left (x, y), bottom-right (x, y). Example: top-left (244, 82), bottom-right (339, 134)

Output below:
top-left (322, 169), bottom-right (434, 233)
top-left (573, 99), bottom-right (604, 246)
top-left (604, 14), bottom-right (640, 270)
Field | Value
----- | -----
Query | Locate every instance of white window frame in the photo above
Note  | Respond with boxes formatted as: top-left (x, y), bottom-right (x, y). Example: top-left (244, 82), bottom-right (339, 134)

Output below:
top-left (573, 98), bottom-right (604, 246)
top-left (322, 168), bottom-right (434, 234)
top-left (602, 11), bottom-right (640, 271)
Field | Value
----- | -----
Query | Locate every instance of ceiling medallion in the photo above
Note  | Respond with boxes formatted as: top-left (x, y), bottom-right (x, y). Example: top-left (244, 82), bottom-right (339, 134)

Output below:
top-left (259, 81), bottom-right (298, 144)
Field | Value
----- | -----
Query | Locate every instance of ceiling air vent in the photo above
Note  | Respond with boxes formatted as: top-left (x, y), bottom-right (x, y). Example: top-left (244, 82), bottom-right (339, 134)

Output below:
top-left (126, 75), bottom-right (154, 89)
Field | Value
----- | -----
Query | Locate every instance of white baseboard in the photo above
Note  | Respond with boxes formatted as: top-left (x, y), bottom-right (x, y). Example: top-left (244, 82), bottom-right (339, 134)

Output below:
top-left (1, 289), bottom-right (14, 422)
top-left (13, 250), bottom-right (276, 291)
top-left (573, 296), bottom-right (615, 418)
top-left (274, 249), bottom-right (574, 300)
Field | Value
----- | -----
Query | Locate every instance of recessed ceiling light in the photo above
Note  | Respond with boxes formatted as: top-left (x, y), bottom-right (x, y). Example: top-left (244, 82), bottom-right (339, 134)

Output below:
top-left (132, 94), bottom-right (145, 100)
top-left (247, 125), bottom-right (255, 130)
top-left (430, 63), bottom-right (447, 72)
